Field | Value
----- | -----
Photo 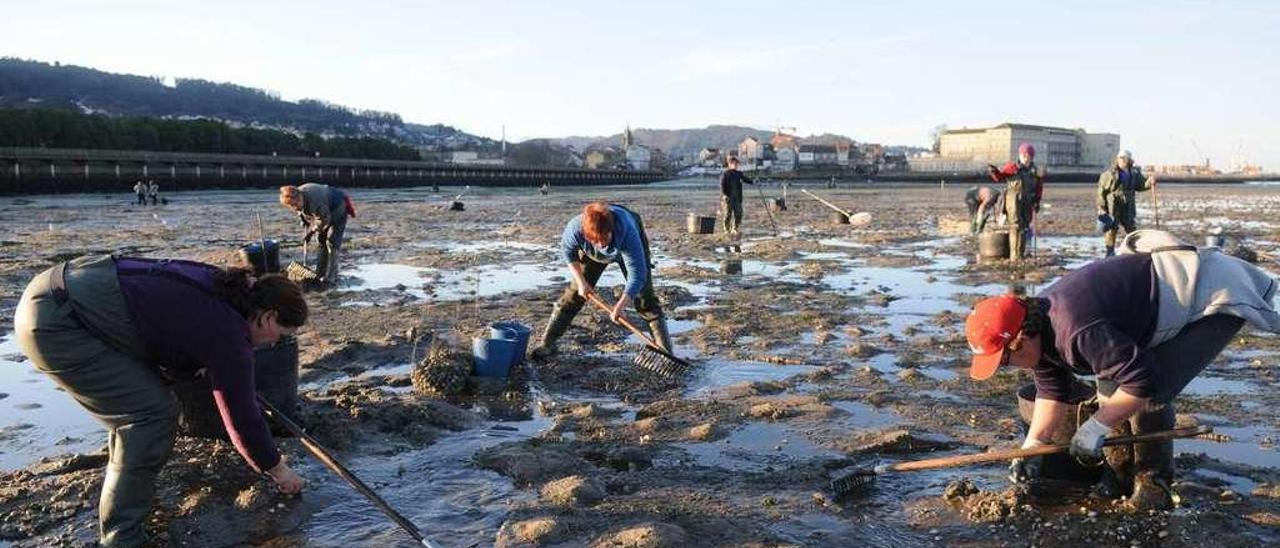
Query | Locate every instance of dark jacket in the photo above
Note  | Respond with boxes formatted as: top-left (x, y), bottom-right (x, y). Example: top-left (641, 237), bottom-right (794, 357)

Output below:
top-left (115, 258), bottom-right (280, 472)
top-left (719, 169), bottom-right (754, 201)
top-left (1097, 166), bottom-right (1152, 220)
top-left (1032, 253), bottom-right (1160, 402)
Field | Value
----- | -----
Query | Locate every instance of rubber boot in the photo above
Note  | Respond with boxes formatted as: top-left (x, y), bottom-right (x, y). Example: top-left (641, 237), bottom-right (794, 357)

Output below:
top-left (100, 415), bottom-right (176, 547)
top-left (647, 317), bottom-right (674, 354)
top-left (1008, 225), bottom-right (1024, 261)
top-left (1104, 246), bottom-right (1115, 258)
top-left (1126, 401), bottom-right (1176, 510)
top-left (530, 304), bottom-right (575, 360)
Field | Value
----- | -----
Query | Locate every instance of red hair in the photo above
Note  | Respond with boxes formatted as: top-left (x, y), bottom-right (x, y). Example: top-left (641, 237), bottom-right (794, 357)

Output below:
top-left (582, 202), bottom-right (614, 243)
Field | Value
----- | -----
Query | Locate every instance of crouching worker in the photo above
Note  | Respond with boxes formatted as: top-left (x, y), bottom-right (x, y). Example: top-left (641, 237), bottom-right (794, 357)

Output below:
top-left (964, 231), bottom-right (1280, 509)
top-left (964, 185), bottom-right (1002, 234)
top-left (279, 183), bottom-right (356, 286)
top-left (13, 255), bottom-right (309, 546)
top-left (531, 202), bottom-right (672, 359)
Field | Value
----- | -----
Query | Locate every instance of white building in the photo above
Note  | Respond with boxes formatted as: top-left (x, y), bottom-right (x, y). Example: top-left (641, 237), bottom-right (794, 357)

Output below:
top-left (625, 145), bottom-right (652, 171)
top-left (773, 147), bottom-right (797, 172)
top-left (912, 123), bottom-right (1120, 172)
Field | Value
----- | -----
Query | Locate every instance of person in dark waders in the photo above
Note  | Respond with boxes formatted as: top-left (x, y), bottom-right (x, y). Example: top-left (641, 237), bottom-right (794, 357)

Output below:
top-left (279, 183), bottom-right (356, 286)
top-left (531, 202), bottom-right (672, 359)
top-left (1098, 149), bottom-right (1157, 257)
top-left (963, 230), bottom-right (1280, 510)
top-left (719, 156), bottom-right (755, 237)
top-left (13, 256), bottom-right (309, 547)
top-left (964, 185), bottom-right (1002, 234)
top-left (988, 143), bottom-right (1043, 261)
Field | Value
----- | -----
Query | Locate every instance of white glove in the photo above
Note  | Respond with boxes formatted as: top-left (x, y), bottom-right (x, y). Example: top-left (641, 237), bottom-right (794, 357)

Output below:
top-left (1070, 416), bottom-right (1111, 458)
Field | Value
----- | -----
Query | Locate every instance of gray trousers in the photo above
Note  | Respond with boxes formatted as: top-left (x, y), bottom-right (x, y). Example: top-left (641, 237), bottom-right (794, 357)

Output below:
top-left (721, 196), bottom-right (744, 234)
top-left (14, 256), bottom-right (175, 548)
top-left (1097, 314), bottom-right (1245, 485)
top-left (315, 214), bottom-right (347, 284)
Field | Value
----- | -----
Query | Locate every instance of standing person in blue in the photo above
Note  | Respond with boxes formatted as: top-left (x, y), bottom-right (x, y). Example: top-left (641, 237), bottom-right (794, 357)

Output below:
top-left (279, 183), bottom-right (356, 286)
top-left (531, 202), bottom-right (672, 359)
top-left (1098, 150), bottom-right (1157, 257)
top-left (988, 143), bottom-right (1044, 261)
top-left (719, 156), bottom-right (755, 237)
top-left (13, 255), bottom-right (309, 547)
top-left (963, 230), bottom-right (1280, 509)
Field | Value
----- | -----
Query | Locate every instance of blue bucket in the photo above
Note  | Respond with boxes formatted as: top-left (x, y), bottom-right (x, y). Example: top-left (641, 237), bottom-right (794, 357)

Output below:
top-left (489, 321), bottom-right (532, 364)
top-left (472, 336), bottom-right (519, 378)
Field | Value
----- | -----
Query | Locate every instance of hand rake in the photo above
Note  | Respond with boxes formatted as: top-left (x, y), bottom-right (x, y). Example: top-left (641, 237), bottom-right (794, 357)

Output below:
top-left (830, 425), bottom-right (1211, 496)
top-left (586, 292), bottom-right (692, 378)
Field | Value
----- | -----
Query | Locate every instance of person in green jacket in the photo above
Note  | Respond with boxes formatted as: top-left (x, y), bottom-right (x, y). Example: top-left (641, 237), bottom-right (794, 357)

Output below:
top-left (1097, 150), bottom-right (1157, 257)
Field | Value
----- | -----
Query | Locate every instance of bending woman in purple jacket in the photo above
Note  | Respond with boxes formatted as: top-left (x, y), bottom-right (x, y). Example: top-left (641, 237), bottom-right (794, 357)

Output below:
top-left (13, 255), bottom-right (309, 547)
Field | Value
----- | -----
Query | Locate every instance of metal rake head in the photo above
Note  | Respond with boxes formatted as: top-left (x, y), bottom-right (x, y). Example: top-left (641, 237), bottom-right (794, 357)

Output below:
top-left (632, 346), bottom-right (689, 378)
top-left (829, 468), bottom-right (878, 496)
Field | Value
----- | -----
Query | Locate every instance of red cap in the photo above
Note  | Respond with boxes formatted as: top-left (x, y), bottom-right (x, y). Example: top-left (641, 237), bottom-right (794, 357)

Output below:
top-left (965, 294), bottom-right (1026, 380)
top-left (1018, 142), bottom-right (1036, 158)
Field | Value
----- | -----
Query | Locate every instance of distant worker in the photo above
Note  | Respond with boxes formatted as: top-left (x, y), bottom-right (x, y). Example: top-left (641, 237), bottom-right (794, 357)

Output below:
top-left (988, 143), bottom-right (1044, 260)
top-left (1097, 150), bottom-right (1157, 257)
top-left (13, 255), bottom-right (309, 546)
top-left (540, 182), bottom-right (550, 196)
top-left (964, 185), bottom-right (1003, 234)
top-left (279, 183), bottom-right (356, 286)
top-left (531, 202), bottom-right (672, 359)
top-left (147, 180), bottom-right (160, 206)
top-left (964, 231), bottom-right (1280, 509)
top-left (718, 156), bottom-right (755, 237)
top-left (132, 181), bottom-right (147, 206)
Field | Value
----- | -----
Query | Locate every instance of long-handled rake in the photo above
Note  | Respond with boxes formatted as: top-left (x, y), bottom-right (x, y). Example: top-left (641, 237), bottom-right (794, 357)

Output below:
top-left (754, 179), bottom-right (779, 237)
top-left (830, 425), bottom-right (1211, 496)
top-left (801, 188), bottom-right (871, 226)
top-left (586, 292), bottom-right (693, 377)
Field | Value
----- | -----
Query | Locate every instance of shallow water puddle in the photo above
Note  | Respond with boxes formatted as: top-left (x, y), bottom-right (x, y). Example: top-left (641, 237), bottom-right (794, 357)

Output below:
top-left (685, 359), bottom-right (820, 397)
top-left (0, 334), bottom-right (104, 471)
top-left (1178, 424), bottom-right (1279, 468)
top-left (1194, 468), bottom-right (1260, 494)
top-left (1182, 375), bottom-right (1260, 396)
top-left (298, 415), bottom-right (552, 547)
top-left (674, 421), bottom-right (844, 472)
top-left (829, 400), bottom-right (903, 429)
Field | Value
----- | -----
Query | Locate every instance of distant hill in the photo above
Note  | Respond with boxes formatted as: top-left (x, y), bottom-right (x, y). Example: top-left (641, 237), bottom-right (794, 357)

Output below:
top-left (0, 58), bottom-right (493, 151)
top-left (552, 125), bottom-right (860, 159)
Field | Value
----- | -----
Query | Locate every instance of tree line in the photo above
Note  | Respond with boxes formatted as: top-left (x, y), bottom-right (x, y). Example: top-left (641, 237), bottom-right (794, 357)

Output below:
top-left (0, 108), bottom-right (423, 160)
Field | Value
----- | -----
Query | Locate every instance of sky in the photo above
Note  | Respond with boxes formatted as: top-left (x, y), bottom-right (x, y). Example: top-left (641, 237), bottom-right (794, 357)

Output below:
top-left (3, 0), bottom-right (1277, 169)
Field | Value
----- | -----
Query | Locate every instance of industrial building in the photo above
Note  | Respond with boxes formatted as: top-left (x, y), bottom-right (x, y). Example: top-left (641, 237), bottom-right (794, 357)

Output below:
top-left (910, 123), bottom-right (1119, 173)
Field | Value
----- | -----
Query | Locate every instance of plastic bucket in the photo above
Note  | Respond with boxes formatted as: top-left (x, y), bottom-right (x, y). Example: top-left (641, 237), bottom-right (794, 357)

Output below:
top-left (978, 231), bottom-right (1010, 259)
top-left (687, 213), bottom-right (716, 234)
top-left (1204, 234), bottom-right (1225, 248)
top-left (237, 240), bottom-right (281, 275)
top-left (489, 321), bottom-right (532, 364)
top-left (1015, 382), bottom-right (1102, 482)
top-left (769, 198), bottom-right (787, 212)
top-left (175, 335), bottom-right (298, 439)
top-left (473, 336), bottom-right (519, 378)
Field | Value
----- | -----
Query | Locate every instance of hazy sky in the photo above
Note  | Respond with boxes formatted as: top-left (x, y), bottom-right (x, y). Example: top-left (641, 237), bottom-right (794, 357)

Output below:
top-left (4, 0), bottom-right (1276, 168)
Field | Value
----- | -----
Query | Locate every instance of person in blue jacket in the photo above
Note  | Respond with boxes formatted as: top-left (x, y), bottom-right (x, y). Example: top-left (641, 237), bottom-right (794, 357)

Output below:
top-left (531, 202), bottom-right (671, 359)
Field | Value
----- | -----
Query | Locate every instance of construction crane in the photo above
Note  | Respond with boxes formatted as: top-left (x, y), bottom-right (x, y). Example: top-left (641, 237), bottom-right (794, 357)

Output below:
top-left (1190, 139), bottom-right (1210, 168)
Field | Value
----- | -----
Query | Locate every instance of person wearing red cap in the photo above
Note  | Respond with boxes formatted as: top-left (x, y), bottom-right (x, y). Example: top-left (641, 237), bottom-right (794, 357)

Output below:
top-left (965, 243), bottom-right (1280, 508)
top-left (987, 143), bottom-right (1043, 261)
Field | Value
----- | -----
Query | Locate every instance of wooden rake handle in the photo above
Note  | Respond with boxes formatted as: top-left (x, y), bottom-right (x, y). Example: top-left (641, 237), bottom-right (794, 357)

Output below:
top-left (882, 425), bottom-right (1212, 473)
top-left (801, 188), bottom-right (852, 217)
top-left (585, 292), bottom-right (661, 350)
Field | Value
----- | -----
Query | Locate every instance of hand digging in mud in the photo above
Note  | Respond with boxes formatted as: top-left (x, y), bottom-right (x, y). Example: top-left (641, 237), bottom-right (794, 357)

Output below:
top-left (268, 460), bottom-right (307, 495)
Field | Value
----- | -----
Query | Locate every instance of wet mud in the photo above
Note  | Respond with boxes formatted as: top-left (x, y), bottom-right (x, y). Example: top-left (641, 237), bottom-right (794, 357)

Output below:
top-left (1, 182), bottom-right (1279, 546)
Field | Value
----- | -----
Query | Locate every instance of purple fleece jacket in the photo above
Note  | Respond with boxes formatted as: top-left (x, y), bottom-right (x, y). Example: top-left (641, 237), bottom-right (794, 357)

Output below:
top-left (115, 258), bottom-right (279, 472)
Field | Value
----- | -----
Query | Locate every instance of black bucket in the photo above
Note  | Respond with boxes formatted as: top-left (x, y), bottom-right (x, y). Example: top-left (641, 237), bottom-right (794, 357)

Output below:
top-left (720, 259), bottom-right (743, 275)
top-left (448, 201), bottom-right (465, 211)
top-left (1016, 382), bottom-right (1102, 482)
top-left (237, 240), bottom-right (280, 275)
top-left (978, 231), bottom-right (1010, 259)
top-left (687, 213), bottom-right (716, 234)
top-left (769, 198), bottom-right (787, 212)
top-left (174, 335), bottom-right (299, 439)
top-left (830, 211), bottom-right (850, 225)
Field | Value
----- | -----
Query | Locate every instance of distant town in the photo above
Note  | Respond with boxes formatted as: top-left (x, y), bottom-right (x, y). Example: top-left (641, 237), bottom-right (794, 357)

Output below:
top-left (441, 122), bottom-right (1267, 179)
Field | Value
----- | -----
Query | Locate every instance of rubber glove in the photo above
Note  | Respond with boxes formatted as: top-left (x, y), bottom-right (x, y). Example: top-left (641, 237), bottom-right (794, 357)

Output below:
top-left (1071, 416), bottom-right (1111, 458)
top-left (1009, 438), bottom-right (1046, 484)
